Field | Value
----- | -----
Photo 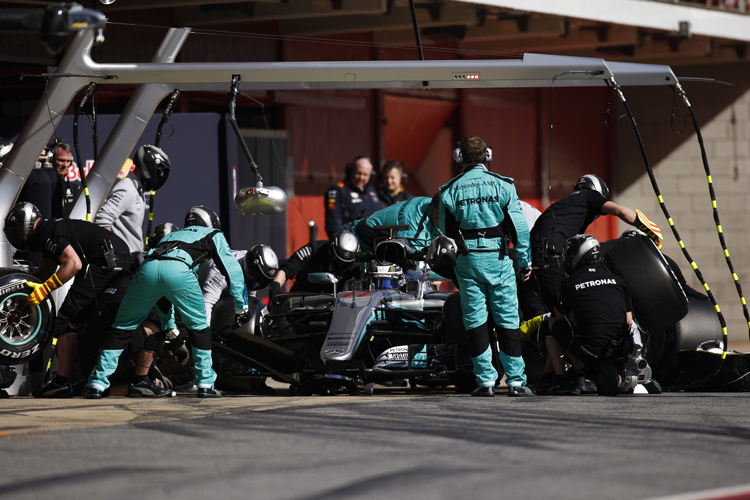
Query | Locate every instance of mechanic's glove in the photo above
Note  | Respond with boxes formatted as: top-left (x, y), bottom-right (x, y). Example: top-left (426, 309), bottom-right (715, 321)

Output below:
top-left (233, 308), bottom-right (250, 329)
top-left (519, 315), bottom-right (544, 343)
top-left (268, 281), bottom-right (281, 301)
top-left (635, 209), bottom-right (663, 249)
top-left (168, 330), bottom-right (190, 367)
top-left (26, 274), bottom-right (63, 306)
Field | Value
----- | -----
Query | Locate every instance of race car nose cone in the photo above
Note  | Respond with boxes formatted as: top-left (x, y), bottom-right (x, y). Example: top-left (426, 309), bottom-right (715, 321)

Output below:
top-left (235, 183), bottom-right (288, 216)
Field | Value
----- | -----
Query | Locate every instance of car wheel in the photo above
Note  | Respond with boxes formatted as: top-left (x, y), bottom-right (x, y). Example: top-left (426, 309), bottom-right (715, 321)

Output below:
top-left (603, 235), bottom-right (688, 333)
top-left (0, 269), bottom-right (54, 365)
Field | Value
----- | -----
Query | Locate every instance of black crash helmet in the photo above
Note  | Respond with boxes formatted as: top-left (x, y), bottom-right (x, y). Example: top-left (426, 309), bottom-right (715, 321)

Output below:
top-left (148, 222), bottom-right (180, 250)
top-left (4, 202), bottom-right (42, 252)
top-left (328, 231), bottom-right (360, 274)
top-left (0, 138), bottom-right (13, 164)
top-left (184, 206), bottom-right (221, 230)
top-left (563, 234), bottom-right (601, 274)
top-left (426, 235), bottom-right (458, 270)
top-left (134, 145), bottom-right (171, 192)
top-left (244, 244), bottom-right (279, 290)
top-left (621, 228), bottom-right (646, 239)
top-left (574, 174), bottom-right (609, 200)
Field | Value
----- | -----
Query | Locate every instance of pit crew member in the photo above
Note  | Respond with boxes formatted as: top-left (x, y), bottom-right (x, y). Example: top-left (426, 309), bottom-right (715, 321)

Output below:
top-left (544, 234), bottom-right (633, 397)
top-left (269, 231), bottom-right (360, 297)
top-left (94, 145), bottom-right (170, 254)
top-left (438, 135), bottom-right (532, 397)
top-left (87, 206), bottom-right (245, 399)
top-left (530, 174), bottom-right (662, 313)
top-left (3, 202), bottom-right (133, 398)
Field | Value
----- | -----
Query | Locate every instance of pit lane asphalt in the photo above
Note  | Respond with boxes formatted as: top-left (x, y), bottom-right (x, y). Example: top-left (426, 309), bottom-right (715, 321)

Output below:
top-left (2, 386), bottom-right (750, 500)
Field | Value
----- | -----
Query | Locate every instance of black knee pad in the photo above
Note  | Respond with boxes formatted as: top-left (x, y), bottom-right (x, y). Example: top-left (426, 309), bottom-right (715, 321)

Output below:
top-left (143, 330), bottom-right (167, 354)
top-left (103, 327), bottom-right (137, 350)
top-left (188, 327), bottom-right (212, 351)
top-left (466, 323), bottom-right (490, 358)
top-left (496, 327), bottom-right (522, 358)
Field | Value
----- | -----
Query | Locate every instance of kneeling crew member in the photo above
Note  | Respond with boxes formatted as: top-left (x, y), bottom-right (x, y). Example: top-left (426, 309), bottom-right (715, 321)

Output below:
top-left (4, 202), bottom-right (133, 398)
top-left (87, 206), bottom-right (246, 398)
top-left (439, 136), bottom-right (532, 397)
top-left (546, 234), bottom-right (633, 397)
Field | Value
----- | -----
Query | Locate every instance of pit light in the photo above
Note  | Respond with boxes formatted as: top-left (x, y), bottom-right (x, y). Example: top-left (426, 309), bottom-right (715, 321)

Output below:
top-left (453, 73), bottom-right (481, 80)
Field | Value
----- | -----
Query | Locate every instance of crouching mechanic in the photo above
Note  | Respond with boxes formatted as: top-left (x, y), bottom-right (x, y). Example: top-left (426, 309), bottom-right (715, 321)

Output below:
top-left (439, 136), bottom-right (532, 397)
top-left (545, 234), bottom-right (633, 397)
top-left (353, 195), bottom-right (441, 252)
top-left (3, 202), bottom-right (133, 398)
top-left (87, 206), bottom-right (246, 398)
top-left (269, 231), bottom-right (360, 297)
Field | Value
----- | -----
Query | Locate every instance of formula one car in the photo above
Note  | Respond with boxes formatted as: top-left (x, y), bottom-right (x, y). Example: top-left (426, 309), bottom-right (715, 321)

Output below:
top-left (211, 228), bottom-right (478, 395)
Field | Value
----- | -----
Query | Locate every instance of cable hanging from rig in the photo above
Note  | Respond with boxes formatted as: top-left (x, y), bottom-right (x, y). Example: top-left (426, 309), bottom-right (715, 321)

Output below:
top-left (672, 82), bottom-right (750, 342)
top-left (607, 76), bottom-right (727, 392)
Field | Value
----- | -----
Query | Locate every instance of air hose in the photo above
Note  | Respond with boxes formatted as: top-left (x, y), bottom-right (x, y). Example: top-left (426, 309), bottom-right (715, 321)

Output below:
top-left (72, 82), bottom-right (97, 222)
top-left (672, 82), bottom-right (750, 341)
top-left (145, 89), bottom-right (181, 247)
top-left (608, 76), bottom-right (727, 391)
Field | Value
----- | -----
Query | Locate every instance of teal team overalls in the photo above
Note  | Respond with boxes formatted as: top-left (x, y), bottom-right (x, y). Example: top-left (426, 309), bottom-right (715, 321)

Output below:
top-left (88, 226), bottom-right (246, 391)
top-left (352, 196), bottom-right (440, 251)
top-left (439, 165), bottom-right (530, 388)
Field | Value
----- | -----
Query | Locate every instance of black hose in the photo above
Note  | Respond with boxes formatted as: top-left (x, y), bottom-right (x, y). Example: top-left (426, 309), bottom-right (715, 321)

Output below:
top-left (608, 77), bottom-right (727, 391)
top-left (145, 89), bottom-right (181, 247)
top-left (73, 82), bottom-right (97, 222)
top-left (673, 82), bottom-right (750, 342)
top-left (228, 76), bottom-right (263, 185)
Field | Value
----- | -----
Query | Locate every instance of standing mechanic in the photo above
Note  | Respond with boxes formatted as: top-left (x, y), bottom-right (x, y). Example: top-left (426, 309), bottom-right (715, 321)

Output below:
top-left (94, 145), bottom-right (170, 254)
top-left (87, 206), bottom-right (246, 399)
top-left (3, 202), bottom-right (132, 398)
top-left (269, 231), bottom-right (360, 297)
top-left (353, 195), bottom-right (440, 252)
top-left (543, 234), bottom-right (633, 396)
top-left (530, 174), bottom-right (662, 313)
top-left (438, 136), bottom-right (532, 397)
top-left (324, 155), bottom-right (382, 238)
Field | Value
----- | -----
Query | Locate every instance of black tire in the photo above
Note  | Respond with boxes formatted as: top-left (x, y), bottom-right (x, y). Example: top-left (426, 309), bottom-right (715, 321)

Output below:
top-left (0, 269), bottom-right (54, 365)
top-left (603, 235), bottom-right (688, 333)
top-left (648, 295), bottom-right (723, 385)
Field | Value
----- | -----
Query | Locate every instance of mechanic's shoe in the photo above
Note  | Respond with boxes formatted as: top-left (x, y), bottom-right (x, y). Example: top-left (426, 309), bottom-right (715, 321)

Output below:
top-left (197, 388), bottom-right (222, 398)
top-left (33, 378), bottom-right (73, 398)
top-left (598, 359), bottom-right (619, 397)
top-left (251, 378), bottom-right (276, 395)
top-left (573, 376), bottom-right (597, 395)
top-left (507, 385), bottom-right (535, 397)
top-left (544, 377), bottom-right (573, 395)
top-left (128, 379), bottom-right (173, 398)
top-left (643, 379), bottom-right (662, 394)
top-left (471, 386), bottom-right (495, 397)
top-left (534, 373), bottom-right (555, 395)
top-left (85, 388), bottom-right (103, 399)
top-left (174, 382), bottom-right (198, 394)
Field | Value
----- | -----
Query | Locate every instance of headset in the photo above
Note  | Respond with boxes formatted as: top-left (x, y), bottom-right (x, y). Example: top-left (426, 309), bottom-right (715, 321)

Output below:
top-left (452, 143), bottom-right (492, 165)
top-left (379, 160), bottom-right (408, 187)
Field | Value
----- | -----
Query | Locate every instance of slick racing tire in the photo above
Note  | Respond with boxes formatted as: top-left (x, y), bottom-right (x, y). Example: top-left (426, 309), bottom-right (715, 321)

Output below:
top-left (648, 295), bottom-right (723, 385)
top-left (603, 235), bottom-right (688, 333)
top-left (0, 269), bottom-right (54, 365)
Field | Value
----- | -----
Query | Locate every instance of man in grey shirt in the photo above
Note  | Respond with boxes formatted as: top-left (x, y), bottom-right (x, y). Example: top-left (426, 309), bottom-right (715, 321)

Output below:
top-left (94, 145), bottom-right (170, 254)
